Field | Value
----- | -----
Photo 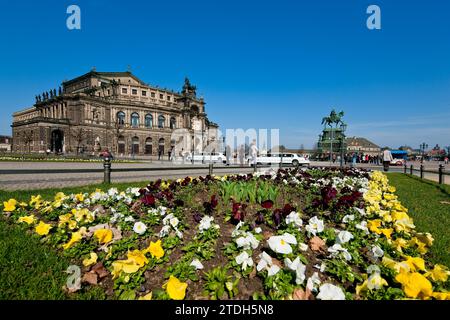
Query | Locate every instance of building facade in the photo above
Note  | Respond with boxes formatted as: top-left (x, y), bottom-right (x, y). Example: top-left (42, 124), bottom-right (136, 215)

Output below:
top-left (11, 71), bottom-right (219, 157)
top-left (0, 135), bottom-right (12, 152)
top-left (345, 137), bottom-right (380, 156)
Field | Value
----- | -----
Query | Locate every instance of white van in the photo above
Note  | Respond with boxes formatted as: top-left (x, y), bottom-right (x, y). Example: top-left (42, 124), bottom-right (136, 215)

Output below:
top-left (249, 153), bottom-right (310, 166)
top-left (186, 152), bottom-right (226, 164)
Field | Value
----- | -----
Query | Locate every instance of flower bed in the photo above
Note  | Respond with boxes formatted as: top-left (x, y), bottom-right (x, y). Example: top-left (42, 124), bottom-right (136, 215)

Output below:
top-left (1, 168), bottom-right (449, 300)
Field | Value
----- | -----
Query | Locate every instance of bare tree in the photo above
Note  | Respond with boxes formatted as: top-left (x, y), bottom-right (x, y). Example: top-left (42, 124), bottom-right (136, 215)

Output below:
top-left (109, 121), bottom-right (125, 154)
top-left (71, 127), bottom-right (88, 155)
top-left (22, 131), bottom-right (34, 154)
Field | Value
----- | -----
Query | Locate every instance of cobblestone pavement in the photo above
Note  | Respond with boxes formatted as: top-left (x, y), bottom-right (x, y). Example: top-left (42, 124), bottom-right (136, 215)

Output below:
top-left (0, 160), bottom-right (447, 190)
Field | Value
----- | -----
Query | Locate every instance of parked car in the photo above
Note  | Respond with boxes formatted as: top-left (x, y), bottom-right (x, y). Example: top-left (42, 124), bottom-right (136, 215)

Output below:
top-left (390, 158), bottom-right (405, 166)
top-left (248, 153), bottom-right (310, 166)
top-left (186, 152), bottom-right (226, 164)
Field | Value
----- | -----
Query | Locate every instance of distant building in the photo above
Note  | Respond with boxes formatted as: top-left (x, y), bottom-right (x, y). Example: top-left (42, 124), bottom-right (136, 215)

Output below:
top-left (345, 137), bottom-right (380, 156)
top-left (11, 71), bottom-right (219, 157)
top-left (0, 135), bottom-right (12, 152)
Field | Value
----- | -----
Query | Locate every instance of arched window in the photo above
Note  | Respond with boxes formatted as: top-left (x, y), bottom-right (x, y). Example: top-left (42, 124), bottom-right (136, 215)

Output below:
top-left (117, 111), bottom-right (125, 125)
top-left (145, 137), bottom-right (152, 154)
top-left (145, 114), bottom-right (153, 128)
top-left (170, 117), bottom-right (176, 129)
top-left (158, 115), bottom-right (165, 128)
top-left (132, 136), bottom-right (139, 154)
top-left (131, 112), bottom-right (139, 128)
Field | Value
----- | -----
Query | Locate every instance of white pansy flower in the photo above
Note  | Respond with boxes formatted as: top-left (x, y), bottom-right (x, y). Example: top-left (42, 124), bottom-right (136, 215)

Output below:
top-left (124, 216), bottom-right (135, 223)
top-left (133, 221), bottom-right (147, 235)
top-left (354, 207), bottom-right (367, 216)
top-left (299, 243), bottom-right (308, 251)
top-left (336, 231), bottom-right (354, 244)
top-left (356, 221), bottom-right (369, 234)
top-left (235, 251), bottom-right (254, 271)
top-left (159, 225), bottom-right (170, 237)
top-left (305, 216), bottom-right (324, 236)
top-left (367, 273), bottom-right (388, 290)
top-left (169, 217), bottom-right (179, 228)
top-left (367, 265), bottom-right (381, 275)
top-left (314, 263), bottom-right (327, 272)
top-left (306, 272), bottom-right (321, 291)
top-left (199, 215), bottom-right (213, 231)
top-left (254, 227), bottom-right (262, 234)
top-left (285, 211), bottom-right (303, 227)
top-left (371, 245), bottom-right (384, 258)
top-left (108, 188), bottom-right (118, 197)
top-left (231, 221), bottom-right (245, 237)
top-left (267, 233), bottom-right (297, 254)
top-left (190, 258), bottom-right (204, 270)
top-left (328, 243), bottom-right (352, 261)
top-left (257, 252), bottom-right (280, 276)
top-left (342, 214), bottom-right (355, 223)
top-left (175, 228), bottom-right (183, 239)
top-left (162, 213), bottom-right (175, 225)
top-left (236, 232), bottom-right (259, 250)
top-left (284, 257), bottom-right (306, 285)
top-left (128, 187), bottom-right (141, 197)
top-left (317, 284), bottom-right (346, 300)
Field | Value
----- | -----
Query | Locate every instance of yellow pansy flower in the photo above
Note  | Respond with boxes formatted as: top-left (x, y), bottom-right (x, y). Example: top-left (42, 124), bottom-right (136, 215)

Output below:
top-left (138, 292), bottom-right (153, 300)
top-left (3, 199), bottom-right (17, 212)
top-left (403, 256), bottom-right (426, 272)
top-left (165, 275), bottom-right (187, 300)
top-left (82, 252), bottom-right (98, 267)
top-left (111, 250), bottom-right (149, 279)
top-left (425, 265), bottom-right (450, 282)
top-left (368, 219), bottom-right (382, 234)
top-left (416, 233), bottom-right (434, 246)
top-left (432, 292), bottom-right (450, 300)
top-left (144, 240), bottom-right (165, 259)
top-left (62, 231), bottom-right (83, 250)
top-left (395, 271), bottom-right (433, 299)
top-left (94, 229), bottom-right (113, 244)
top-left (35, 221), bottom-right (52, 236)
top-left (54, 192), bottom-right (66, 202)
top-left (379, 228), bottom-right (393, 239)
top-left (30, 195), bottom-right (42, 209)
top-left (18, 215), bottom-right (36, 225)
top-left (75, 193), bottom-right (85, 202)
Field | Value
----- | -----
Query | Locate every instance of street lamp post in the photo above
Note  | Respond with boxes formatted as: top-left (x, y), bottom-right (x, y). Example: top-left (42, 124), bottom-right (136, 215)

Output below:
top-left (420, 143), bottom-right (428, 163)
top-left (339, 123), bottom-right (347, 168)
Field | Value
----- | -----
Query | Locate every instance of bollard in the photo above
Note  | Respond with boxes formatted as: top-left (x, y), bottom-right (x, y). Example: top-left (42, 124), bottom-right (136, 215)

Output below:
top-left (253, 162), bottom-right (257, 173)
top-left (439, 164), bottom-right (444, 184)
top-left (420, 164), bottom-right (424, 179)
top-left (404, 164), bottom-right (407, 174)
top-left (208, 163), bottom-right (213, 176)
top-left (410, 165), bottom-right (413, 175)
top-left (103, 157), bottom-right (111, 184)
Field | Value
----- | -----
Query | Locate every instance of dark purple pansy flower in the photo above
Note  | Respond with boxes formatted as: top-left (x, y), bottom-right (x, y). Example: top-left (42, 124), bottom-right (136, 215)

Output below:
top-left (193, 212), bottom-right (203, 223)
top-left (142, 194), bottom-right (156, 206)
top-left (255, 211), bottom-right (265, 224)
top-left (261, 200), bottom-right (274, 209)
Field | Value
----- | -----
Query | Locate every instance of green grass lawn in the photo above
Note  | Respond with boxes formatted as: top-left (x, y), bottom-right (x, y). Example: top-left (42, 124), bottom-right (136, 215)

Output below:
top-left (386, 173), bottom-right (450, 267)
top-left (0, 174), bottom-right (449, 299)
top-left (0, 180), bottom-right (150, 300)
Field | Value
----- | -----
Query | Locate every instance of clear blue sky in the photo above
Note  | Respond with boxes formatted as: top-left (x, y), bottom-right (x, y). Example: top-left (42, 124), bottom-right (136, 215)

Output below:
top-left (0, 0), bottom-right (449, 150)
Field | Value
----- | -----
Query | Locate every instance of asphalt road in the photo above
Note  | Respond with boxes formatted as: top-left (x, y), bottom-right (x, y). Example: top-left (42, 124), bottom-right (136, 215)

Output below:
top-left (0, 160), bottom-right (447, 191)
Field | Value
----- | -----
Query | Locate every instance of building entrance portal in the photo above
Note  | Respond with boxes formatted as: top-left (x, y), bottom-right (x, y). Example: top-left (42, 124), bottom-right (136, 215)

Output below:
top-left (51, 129), bottom-right (64, 153)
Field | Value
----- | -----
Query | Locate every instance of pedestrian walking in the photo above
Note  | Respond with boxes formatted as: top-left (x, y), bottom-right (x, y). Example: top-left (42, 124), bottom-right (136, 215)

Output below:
top-left (382, 148), bottom-right (393, 172)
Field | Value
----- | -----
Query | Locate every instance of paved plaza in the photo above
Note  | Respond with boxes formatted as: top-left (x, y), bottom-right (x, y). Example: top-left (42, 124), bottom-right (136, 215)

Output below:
top-left (0, 160), bottom-right (448, 191)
